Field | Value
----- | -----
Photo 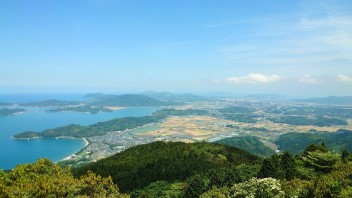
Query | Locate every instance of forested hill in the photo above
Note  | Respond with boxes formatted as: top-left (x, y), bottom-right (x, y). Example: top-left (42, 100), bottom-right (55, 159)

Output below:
top-left (216, 136), bottom-right (276, 157)
top-left (3, 141), bottom-right (352, 197)
top-left (276, 129), bottom-right (352, 154)
top-left (73, 141), bottom-right (261, 192)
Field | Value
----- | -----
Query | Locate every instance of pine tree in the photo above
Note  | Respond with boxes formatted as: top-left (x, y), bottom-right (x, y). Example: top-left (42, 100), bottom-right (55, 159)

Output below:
top-left (281, 151), bottom-right (297, 180)
top-left (258, 158), bottom-right (276, 178)
top-left (342, 149), bottom-right (350, 163)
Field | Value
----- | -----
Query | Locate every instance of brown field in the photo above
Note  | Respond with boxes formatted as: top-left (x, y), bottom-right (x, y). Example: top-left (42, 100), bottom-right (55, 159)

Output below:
top-left (136, 116), bottom-right (233, 141)
top-left (131, 115), bottom-right (349, 145)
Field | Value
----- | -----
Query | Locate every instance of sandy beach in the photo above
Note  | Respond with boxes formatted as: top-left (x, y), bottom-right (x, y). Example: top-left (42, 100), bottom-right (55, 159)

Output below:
top-left (60, 138), bottom-right (90, 161)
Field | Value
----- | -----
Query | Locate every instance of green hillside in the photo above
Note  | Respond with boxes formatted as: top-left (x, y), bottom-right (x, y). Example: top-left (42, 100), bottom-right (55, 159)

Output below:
top-left (216, 136), bottom-right (276, 157)
top-left (276, 129), bottom-right (352, 154)
top-left (3, 141), bottom-right (352, 197)
top-left (73, 141), bottom-right (261, 192)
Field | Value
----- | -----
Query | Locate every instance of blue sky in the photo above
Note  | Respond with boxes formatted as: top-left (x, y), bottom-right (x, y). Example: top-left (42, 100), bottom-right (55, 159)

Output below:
top-left (1, 0), bottom-right (352, 96)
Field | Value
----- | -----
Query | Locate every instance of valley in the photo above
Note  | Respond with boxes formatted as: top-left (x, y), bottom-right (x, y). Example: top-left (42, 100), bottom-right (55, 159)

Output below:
top-left (54, 95), bottom-right (352, 166)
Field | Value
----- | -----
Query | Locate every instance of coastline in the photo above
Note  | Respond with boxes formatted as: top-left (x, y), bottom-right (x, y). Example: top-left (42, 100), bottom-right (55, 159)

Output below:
top-left (11, 136), bottom-right (41, 140)
top-left (60, 138), bottom-right (90, 162)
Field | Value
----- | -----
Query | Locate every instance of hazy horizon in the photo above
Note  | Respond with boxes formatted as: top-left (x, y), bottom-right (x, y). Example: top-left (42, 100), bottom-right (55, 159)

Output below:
top-left (1, 0), bottom-right (352, 97)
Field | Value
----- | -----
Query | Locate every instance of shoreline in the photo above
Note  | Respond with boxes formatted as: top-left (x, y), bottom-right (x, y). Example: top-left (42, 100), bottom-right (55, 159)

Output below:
top-left (11, 135), bottom-right (90, 163)
top-left (11, 136), bottom-right (41, 140)
top-left (59, 138), bottom-right (90, 162)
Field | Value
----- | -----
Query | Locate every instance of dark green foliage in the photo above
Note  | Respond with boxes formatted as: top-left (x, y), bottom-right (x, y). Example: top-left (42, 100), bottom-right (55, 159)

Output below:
top-left (276, 130), bottom-right (352, 154)
top-left (216, 136), bottom-right (276, 157)
top-left (269, 116), bottom-right (347, 126)
top-left (0, 108), bottom-right (25, 116)
top-left (73, 141), bottom-right (260, 192)
top-left (234, 164), bottom-right (261, 182)
top-left (206, 168), bottom-right (242, 187)
top-left (130, 181), bottom-right (186, 198)
top-left (184, 174), bottom-right (210, 198)
top-left (205, 164), bottom-right (260, 189)
top-left (302, 145), bottom-right (339, 173)
top-left (304, 143), bottom-right (328, 155)
top-left (281, 151), bottom-right (297, 180)
top-left (206, 169), bottom-right (228, 187)
top-left (258, 152), bottom-right (297, 180)
top-left (14, 108), bottom-right (208, 138)
top-left (8, 140), bottom-right (352, 197)
top-left (258, 159), bottom-right (277, 179)
top-left (342, 149), bottom-right (350, 162)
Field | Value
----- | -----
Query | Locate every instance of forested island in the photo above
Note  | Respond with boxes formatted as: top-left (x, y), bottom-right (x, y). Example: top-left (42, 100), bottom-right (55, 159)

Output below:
top-left (0, 108), bottom-right (25, 116)
top-left (47, 105), bottom-right (114, 114)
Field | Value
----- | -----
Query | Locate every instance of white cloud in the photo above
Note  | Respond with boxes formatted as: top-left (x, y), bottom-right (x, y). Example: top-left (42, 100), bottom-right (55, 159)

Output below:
top-left (225, 73), bottom-right (282, 84)
top-left (337, 74), bottom-right (352, 82)
top-left (299, 75), bottom-right (319, 84)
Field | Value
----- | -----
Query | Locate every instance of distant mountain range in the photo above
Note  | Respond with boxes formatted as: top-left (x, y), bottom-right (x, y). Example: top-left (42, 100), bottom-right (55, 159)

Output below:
top-left (86, 93), bottom-right (181, 106)
top-left (140, 91), bottom-right (208, 102)
top-left (296, 96), bottom-right (352, 105)
top-left (17, 94), bottom-right (181, 108)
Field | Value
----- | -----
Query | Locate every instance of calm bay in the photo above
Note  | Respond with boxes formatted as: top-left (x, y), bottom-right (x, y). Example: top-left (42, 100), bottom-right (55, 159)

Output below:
top-left (0, 106), bottom-right (159, 170)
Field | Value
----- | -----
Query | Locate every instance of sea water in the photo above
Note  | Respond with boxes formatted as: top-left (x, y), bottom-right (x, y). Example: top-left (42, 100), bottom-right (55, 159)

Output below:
top-left (0, 97), bottom-right (159, 170)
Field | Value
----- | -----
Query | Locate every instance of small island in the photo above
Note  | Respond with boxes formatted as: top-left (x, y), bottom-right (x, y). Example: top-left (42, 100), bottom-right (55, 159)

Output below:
top-left (0, 108), bottom-right (26, 116)
top-left (47, 105), bottom-right (114, 114)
